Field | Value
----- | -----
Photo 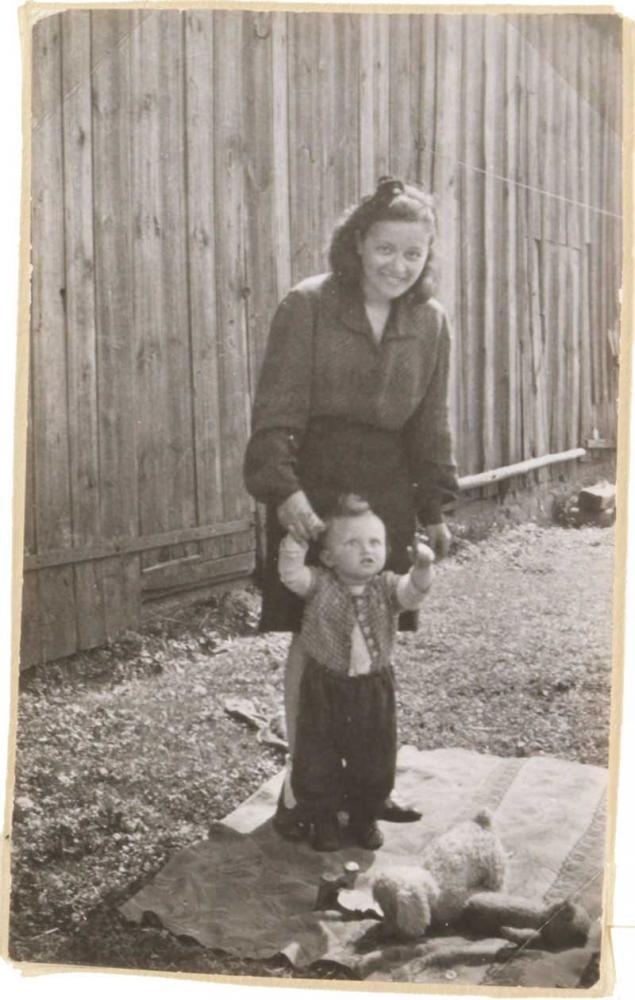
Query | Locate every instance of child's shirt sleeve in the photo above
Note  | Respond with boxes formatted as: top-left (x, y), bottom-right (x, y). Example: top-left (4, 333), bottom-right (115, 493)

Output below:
top-left (384, 568), bottom-right (432, 611)
top-left (278, 534), bottom-right (317, 598)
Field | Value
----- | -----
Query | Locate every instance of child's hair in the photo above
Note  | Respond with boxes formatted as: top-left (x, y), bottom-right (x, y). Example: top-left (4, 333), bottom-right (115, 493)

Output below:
top-left (320, 494), bottom-right (384, 548)
top-left (328, 176), bottom-right (439, 302)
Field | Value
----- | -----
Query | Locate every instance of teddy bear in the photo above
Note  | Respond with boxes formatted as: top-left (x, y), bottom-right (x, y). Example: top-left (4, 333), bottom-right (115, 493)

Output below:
top-left (372, 808), bottom-right (506, 938)
top-left (370, 808), bottom-right (591, 951)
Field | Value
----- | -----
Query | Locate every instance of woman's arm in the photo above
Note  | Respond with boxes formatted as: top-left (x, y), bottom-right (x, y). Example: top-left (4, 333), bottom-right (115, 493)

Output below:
top-left (243, 289), bottom-right (314, 506)
top-left (403, 312), bottom-right (459, 527)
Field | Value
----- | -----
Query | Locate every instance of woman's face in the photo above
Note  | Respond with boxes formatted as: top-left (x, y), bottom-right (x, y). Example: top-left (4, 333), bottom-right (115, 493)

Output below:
top-left (356, 220), bottom-right (432, 305)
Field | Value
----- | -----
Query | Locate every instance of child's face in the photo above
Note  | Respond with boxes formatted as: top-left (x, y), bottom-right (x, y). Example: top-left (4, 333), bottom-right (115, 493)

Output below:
top-left (321, 511), bottom-right (387, 584)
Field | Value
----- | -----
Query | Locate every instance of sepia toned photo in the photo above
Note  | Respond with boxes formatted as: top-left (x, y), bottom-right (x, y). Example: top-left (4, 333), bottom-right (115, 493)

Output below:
top-left (4, 2), bottom-right (626, 994)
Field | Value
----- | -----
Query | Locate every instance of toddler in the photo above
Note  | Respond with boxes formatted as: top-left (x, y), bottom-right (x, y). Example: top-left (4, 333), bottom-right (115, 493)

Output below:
top-left (278, 494), bottom-right (434, 852)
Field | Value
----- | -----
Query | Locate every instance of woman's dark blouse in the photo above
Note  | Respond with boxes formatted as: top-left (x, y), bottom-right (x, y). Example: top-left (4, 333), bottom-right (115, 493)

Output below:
top-left (244, 273), bottom-right (458, 525)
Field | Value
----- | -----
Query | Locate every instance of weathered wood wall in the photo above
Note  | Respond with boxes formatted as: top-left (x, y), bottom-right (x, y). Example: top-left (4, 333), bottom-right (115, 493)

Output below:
top-left (23, 10), bottom-right (622, 665)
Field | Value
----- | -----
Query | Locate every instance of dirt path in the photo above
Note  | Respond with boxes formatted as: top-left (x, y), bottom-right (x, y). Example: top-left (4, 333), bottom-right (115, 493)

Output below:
top-left (9, 523), bottom-right (615, 976)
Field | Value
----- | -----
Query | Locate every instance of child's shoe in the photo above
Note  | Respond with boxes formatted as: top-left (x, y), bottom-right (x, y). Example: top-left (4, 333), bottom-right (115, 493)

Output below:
top-left (272, 788), bottom-right (307, 841)
top-left (350, 813), bottom-right (384, 850)
top-left (312, 813), bottom-right (341, 852)
top-left (378, 796), bottom-right (422, 823)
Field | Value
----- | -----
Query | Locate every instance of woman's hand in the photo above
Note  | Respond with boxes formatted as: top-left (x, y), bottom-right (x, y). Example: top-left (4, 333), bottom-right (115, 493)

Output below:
top-left (277, 490), bottom-right (325, 543)
top-left (425, 521), bottom-right (452, 560)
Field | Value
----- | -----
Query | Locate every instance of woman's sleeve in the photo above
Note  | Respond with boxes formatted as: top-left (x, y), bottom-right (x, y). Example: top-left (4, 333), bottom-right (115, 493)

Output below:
top-left (403, 313), bottom-right (459, 524)
top-left (243, 290), bottom-right (314, 506)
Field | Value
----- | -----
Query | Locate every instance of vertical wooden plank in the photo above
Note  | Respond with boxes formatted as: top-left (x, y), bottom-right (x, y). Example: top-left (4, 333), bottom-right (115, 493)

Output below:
top-left (608, 217), bottom-right (622, 439)
top-left (388, 14), bottom-right (416, 181)
top-left (529, 238), bottom-right (549, 460)
top-left (525, 15), bottom-right (551, 473)
top-left (91, 10), bottom-right (142, 641)
top-left (20, 574), bottom-right (43, 667)
top-left (271, 12), bottom-right (292, 297)
top-left (408, 15), bottom-right (424, 185)
top-left (587, 23), bottom-right (602, 433)
top-left (101, 555), bottom-right (140, 640)
top-left (38, 567), bottom-right (77, 662)
top-left (91, 10), bottom-right (137, 541)
top-left (242, 11), bottom-right (281, 385)
top-left (482, 15), bottom-right (506, 469)
top-left (608, 24), bottom-right (623, 426)
top-left (313, 13), bottom-right (358, 249)
top-left (184, 9), bottom-right (222, 534)
top-left (524, 16), bottom-right (543, 241)
top-left (30, 14), bottom-right (77, 660)
top-left (130, 10), bottom-right (197, 548)
top-left (579, 244), bottom-right (593, 442)
top-left (578, 20), bottom-right (592, 247)
top-left (24, 361), bottom-right (37, 556)
top-left (516, 22), bottom-right (538, 460)
top-left (534, 16), bottom-right (555, 460)
top-left (432, 14), bottom-right (462, 461)
top-left (408, 13), bottom-right (422, 183)
top-left (359, 14), bottom-right (375, 194)
top-left (31, 15), bottom-right (72, 549)
top-left (163, 9), bottom-right (199, 541)
top-left (61, 11), bottom-right (105, 652)
top-left (288, 12), bottom-right (320, 282)
top-left (128, 11), bottom-right (168, 554)
top-left (333, 14), bottom-right (359, 217)
top-left (597, 29), bottom-right (613, 432)
top-left (22, 354), bottom-right (39, 664)
top-left (596, 29), bottom-right (612, 431)
top-left (503, 17), bottom-right (521, 463)
top-left (458, 14), bottom-right (484, 473)
top-left (241, 7), bottom-right (285, 574)
top-left (21, 338), bottom-right (39, 661)
top-left (563, 18), bottom-right (582, 450)
top-left (596, 29), bottom-right (611, 436)
top-left (566, 247), bottom-right (582, 448)
top-left (418, 14), bottom-right (437, 190)
top-left (554, 18), bottom-right (569, 454)
top-left (576, 20), bottom-right (594, 439)
top-left (373, 15), bottom-right (390, 180)
top-left (213, 10), bottom-right (252, 521)
top-left (521, 13), bottom-right (546, 474)
top-left (606, 22), bottom-right (622, 378)
top-left (315, 12), bottom-right (337, 260)
top-left (564, 16), bottom-right (581, 252)
top-left (534, 16), bottom-right (561, 457)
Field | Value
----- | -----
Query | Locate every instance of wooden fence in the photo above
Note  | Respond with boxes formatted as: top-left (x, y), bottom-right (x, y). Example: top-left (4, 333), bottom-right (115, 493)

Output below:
top-left (23, 9), bottom-right (622, 665)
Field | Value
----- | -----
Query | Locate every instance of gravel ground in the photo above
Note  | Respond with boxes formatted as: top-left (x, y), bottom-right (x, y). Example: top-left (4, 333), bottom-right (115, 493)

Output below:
top-left (8, 522), bottom-right (615, 979)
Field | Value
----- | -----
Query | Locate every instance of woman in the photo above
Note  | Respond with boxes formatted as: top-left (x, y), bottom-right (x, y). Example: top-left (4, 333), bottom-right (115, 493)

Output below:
top-left (244, 177), bottom-right (458, 838)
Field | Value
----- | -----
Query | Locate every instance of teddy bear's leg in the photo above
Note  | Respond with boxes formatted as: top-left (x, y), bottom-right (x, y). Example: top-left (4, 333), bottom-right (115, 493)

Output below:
top-left (500, 926), bottom-right (541, 947)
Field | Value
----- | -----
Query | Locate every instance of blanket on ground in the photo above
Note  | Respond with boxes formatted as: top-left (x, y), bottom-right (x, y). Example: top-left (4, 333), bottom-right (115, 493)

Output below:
top-left (120, 746), bottom-right (607, 987)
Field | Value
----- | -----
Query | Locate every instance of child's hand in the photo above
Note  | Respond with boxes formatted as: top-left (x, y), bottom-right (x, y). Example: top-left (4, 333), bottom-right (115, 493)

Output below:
top-left (408, 532), bottom-right (436, 568)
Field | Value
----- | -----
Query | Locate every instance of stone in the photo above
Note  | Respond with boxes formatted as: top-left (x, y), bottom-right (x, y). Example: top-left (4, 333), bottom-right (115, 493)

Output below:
top-left (578, 482), bottom-right (616, 512)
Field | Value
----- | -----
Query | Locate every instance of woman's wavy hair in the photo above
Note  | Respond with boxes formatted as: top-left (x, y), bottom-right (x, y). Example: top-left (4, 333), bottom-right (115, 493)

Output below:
top-left (328, 177), bottom-right (439, 302)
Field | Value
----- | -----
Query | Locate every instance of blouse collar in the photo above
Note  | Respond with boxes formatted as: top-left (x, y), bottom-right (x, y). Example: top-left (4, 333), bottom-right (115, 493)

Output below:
top-left (327, 275), bottom-right (422, 341)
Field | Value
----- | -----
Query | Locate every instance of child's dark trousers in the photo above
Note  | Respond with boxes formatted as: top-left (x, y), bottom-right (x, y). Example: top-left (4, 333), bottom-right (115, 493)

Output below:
top-left (291, 657), bottom-right (397, 820)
